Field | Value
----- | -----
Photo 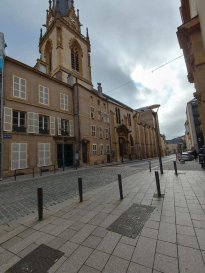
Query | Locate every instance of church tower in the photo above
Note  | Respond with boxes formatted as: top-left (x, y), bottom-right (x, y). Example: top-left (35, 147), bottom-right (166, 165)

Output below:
top-left (36, 0), bottom-right (92, 89)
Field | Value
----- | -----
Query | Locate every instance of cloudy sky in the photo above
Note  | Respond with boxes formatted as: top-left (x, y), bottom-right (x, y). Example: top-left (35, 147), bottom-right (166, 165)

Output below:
top-left (0, 0), bottom-right (194, 139)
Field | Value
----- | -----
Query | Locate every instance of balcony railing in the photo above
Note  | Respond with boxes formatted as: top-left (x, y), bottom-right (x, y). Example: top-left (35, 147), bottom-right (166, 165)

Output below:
top-left (13, 126), bottom-right (26, 133)
top-left (39, 128), bottom-right (49, 135)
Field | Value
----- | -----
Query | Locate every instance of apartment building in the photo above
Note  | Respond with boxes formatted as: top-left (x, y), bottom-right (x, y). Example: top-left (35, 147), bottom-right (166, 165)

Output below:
top-left (0, 0), bottom-right (161, 177)
top-left (177, 0), bottom-right (205, 141)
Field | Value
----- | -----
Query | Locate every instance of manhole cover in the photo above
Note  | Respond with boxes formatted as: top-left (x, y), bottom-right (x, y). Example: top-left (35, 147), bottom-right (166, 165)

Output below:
top-left (108, 203), bottom-right (155, 238)
top-left (5, 244), bottom-right (64, 273)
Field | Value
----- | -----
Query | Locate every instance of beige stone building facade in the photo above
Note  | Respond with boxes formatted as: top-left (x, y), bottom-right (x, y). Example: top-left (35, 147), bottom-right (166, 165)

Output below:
top-left (0, 0), bottom-right (162, 177)
top-left (177, 0), bottom-right (205, 141)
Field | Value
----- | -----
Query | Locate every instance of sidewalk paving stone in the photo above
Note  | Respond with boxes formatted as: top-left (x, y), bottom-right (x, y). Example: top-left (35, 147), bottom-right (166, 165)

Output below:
top-left (178, 245), bottom-right (205, 273)
top-left (132, 236), bottom-right (157, 268)
top-left (156, 240), bottom-right (178, 258)
top-left (154, 253), bottom-right (179, 273)
top-left (85, 249), bottom-right (110, 271)
top-left (127, 262), bottom-right (152, 273)
top-left (102, 255), bottom-right (129, 273)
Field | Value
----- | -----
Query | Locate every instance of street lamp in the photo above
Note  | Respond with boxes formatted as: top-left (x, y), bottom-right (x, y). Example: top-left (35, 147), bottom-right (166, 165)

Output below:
top-left (148, 104), bottom-right (163, 174)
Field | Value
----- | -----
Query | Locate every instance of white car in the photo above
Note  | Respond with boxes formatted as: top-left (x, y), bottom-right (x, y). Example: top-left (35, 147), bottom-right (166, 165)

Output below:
top-left (177, 152), bottom-right (194, 161)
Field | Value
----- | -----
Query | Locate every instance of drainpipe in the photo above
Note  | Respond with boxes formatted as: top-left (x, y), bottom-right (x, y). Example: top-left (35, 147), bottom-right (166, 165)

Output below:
top-left (0, 33), bottom-right (6, 181)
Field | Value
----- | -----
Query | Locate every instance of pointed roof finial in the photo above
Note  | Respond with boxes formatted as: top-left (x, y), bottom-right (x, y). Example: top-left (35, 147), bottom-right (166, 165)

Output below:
top-left (77, 9), bottom-right (79, 19)
top-left (86, 27), bottom-right (90, 41)
top-left (49, 0), bottom-right (52, 10)
top-left (71, 0), bottom-right (74, 8)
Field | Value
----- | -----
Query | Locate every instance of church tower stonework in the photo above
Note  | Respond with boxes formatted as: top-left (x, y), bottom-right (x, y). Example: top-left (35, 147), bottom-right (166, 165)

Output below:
top-left (36, 0), bottom-right (92, 89)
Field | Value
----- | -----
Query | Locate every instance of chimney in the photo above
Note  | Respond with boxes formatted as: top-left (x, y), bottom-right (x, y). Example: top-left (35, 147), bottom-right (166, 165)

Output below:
top-left (0, 33), bottom-right (6, 57)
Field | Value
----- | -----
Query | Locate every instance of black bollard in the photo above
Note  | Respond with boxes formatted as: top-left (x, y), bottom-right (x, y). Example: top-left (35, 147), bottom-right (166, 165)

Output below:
top-left (155, 171), bottom-right (161, 198)
top-left (149, 161), bottom-right (151, 172)
top-left (14, 170), bottom-right (17, 181)
top-left (118, 174), bottom-right (124, 200)
top-left (173, 161), bottom-right (178, 176)
top-left (78, 177), bottom-right (83, 202)
top-left (33, 168), bottom-right (35, 178)
top-left (37, 188), bottom-right (43, 221)
top-left (54, 165), bottom-right (56, 174)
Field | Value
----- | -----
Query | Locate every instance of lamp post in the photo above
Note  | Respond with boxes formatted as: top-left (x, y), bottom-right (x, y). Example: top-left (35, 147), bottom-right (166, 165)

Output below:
top-left (148, 104), bottom-right (163, 175)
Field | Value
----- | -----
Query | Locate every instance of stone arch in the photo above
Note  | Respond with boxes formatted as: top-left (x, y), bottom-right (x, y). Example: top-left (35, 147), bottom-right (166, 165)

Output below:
top-left (69, 38), bottom-right (83, 73)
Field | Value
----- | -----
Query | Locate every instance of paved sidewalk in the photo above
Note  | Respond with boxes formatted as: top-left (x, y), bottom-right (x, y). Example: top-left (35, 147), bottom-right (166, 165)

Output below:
top-left (0, 169), bottom-right (205, 273)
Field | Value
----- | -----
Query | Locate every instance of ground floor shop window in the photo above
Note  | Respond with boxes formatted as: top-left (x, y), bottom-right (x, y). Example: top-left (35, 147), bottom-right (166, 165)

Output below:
top-left (38, 143), bottom-right (51, 166)
top-left (11, 143), bottom-right (27, 170)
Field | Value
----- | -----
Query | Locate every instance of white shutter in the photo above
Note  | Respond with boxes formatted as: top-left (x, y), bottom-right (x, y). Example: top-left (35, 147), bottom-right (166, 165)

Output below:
top-left (34, 113), bottom-right (39, 134)
top-left (69, 120), bottom-right (74, 137)
top-left (50, 116), bottom-right (55, 135)
top-left (11, 143), bottom-right (27, 170)
top-left (27, 112), bottom-right (39, 133)
top-left (27, 112), bottom-right (34, 133)
top-left (57, 117), bottom-right (61, 135)
top-left (4, 107), bottom-right (12, 132)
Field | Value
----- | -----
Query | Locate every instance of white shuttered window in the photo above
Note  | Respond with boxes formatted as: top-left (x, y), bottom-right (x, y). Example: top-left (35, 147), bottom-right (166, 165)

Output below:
top-left (60, 93), bottom-right (68, 111)
top-left (39, 85), bottom-right (49, 105)
top-left (38, 143), bottom-right (51, 166)
top-left (27, 112), bottom-right (39, 133)
top-left (13, 76), bottom-right (26, 99)
top-left (11, 143), bottom-right (27, 170)
top-left (4, 107), bottom-right (12, 131)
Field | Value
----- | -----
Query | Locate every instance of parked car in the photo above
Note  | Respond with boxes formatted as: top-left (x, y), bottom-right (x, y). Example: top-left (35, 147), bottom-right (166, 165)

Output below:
top-left (176, 152), bottom-right (194, 161)
top-left (198, 148), bottom-right (205, 167)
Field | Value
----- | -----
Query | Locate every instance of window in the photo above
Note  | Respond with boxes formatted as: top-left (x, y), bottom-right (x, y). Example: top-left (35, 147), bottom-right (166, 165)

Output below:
top-left (39, 85), bottom-right (49, 105)
top-left (61, 119), bottom-right (69, 136)
top-left (60, 93), bottom-right (68, 111)
top-left (91, 126), bottom-right (96, 136)
top-left (90, 107), bottom-right (95, 119)
top-left (100, 144), bottom-right (104, 156)
top-left (127, 113), bottom-right (132, 126)
top-left (38, 143), bottom-right (51, 167)
top-left (98, 110), bottom-right (101, 121)
top-left (106, 145), bottom-right (110, 154)
top-left (13, 76), bottom-right (26, 99)
top-left (71, 47), bottom-right (80, 72)
top-left (92, 144), bottom-right (97, 155)
top-left (39, 115), bottom-right (49, 134)
top-left (13, 111), bottom-right (26, 132)
top-left (104, 128), bottom-right (109, 139)
top-left (39, 64), bottom-right (47, 74)
top-left (11, 143), bottom-right (27, 170)
top-left (99, 127), bottom-right (103, 139)
top-left (115, 108), bottom-right (121, 124)
top-left (103, 112), bottom-right (107, 122)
